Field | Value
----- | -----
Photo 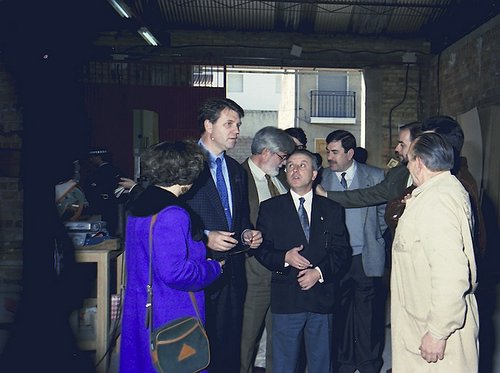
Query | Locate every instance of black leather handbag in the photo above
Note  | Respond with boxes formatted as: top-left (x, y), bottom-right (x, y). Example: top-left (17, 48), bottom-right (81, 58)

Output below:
top-left (146, 214), bottom-right (210, 373)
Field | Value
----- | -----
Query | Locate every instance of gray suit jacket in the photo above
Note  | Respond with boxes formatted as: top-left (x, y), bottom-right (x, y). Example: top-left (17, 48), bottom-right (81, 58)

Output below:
top-left (321, 162), bottom-right (387, 276)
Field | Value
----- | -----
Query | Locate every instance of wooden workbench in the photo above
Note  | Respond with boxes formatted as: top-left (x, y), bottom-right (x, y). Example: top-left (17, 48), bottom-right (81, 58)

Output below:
top-left (75, 238), bottom-right (123, 373)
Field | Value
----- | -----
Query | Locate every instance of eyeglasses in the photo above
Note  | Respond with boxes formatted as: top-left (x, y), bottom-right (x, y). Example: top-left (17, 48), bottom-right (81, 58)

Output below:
top-left (295, 145), bottom-right (306, 150)
top-left (273, 152), bottom-right (287, 161)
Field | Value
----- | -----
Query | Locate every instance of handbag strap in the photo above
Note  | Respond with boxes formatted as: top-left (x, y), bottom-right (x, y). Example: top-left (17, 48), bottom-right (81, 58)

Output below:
top-left (146, 213), bottom-right (203, 340)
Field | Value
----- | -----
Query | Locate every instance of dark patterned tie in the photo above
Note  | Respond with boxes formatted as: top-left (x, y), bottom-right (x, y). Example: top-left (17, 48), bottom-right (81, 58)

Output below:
top-left (215, 157), bottom-right (232, 228)
top-left (298, 197), bottom-right (310, 241)
top-left (340, 172), bottom-right (348, 189)
top-left (265, 174), bottom-right (280, 197)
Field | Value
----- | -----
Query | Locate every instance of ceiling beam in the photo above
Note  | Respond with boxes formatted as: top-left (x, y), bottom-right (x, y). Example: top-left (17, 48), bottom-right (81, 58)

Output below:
top-left (261, 0), bottom-right (449, 9)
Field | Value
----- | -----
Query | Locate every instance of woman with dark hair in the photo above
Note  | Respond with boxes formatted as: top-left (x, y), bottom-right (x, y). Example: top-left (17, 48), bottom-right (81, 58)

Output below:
top-left (120, 140), bottom-right (223, 373)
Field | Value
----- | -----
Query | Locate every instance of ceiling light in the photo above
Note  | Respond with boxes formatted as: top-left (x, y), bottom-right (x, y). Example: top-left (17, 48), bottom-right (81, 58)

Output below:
top-left (138, 27), bottom-right (160, 46)
top-left (107, 0), bottom-right (132, 18)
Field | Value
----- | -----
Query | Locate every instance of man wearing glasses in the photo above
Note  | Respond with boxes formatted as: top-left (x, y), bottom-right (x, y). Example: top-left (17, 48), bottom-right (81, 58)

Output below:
top-left (240, 126), bottom-right (296, 373)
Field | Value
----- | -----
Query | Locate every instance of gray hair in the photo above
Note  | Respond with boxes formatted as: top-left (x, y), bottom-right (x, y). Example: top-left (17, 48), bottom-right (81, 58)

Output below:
top-left (251, 126), bottom-right (296, 156)
top-left (288, 149), bottom-right (319, 171)
top-left (409, 132), bottom-right (454, 172)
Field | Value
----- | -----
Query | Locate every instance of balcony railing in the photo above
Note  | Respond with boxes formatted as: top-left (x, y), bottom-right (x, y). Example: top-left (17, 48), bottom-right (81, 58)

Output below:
top-left (310, 90), bottom-right (356, 118)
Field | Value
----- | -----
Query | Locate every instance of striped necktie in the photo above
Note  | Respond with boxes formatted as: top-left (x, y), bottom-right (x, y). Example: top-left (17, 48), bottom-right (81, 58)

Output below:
top-left (340, 172), bottom-right (348, 189)
top-left (298, 197), bottom-right (310, 241)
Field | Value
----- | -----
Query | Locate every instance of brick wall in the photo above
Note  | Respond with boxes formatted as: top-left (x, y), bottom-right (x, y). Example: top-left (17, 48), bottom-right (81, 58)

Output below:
top-left (428, 15), bottom-right (500, 115)
top-left (363, 64), bottom-right (426, 168)
top-left (0, 178), bottom-right (22, 242)
top-left (0, 63), bottom-right (23, 243)
top-left (228, 136), bottom-right (253, 163)
top-left (427, 14), bottom-right (500, 232)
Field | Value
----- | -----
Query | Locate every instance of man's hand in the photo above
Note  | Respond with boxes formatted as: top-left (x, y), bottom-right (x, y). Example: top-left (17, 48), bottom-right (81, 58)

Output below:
top-left (207, 231), bottom-right (238, 252)
top-left (419, 331), bottom-right (446, 363)
top-left (315, 184), bottom-right (327, 197)
top-left (297, 268), bottom-right (320, 290)
top-left (285, 245), bottom-right (312, 270)
top-left (242, 229), bottom-right (263, 249)
top-left (119, 177), bottom-right (137, 190)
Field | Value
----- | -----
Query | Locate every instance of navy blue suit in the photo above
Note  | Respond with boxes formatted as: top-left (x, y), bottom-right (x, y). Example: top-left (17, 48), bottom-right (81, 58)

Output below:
top-left (183, 154), bottom-right (252, 373)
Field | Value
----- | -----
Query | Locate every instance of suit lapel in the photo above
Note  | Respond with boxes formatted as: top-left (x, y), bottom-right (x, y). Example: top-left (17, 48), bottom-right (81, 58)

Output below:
top-left (324, 169), bottom-right (342, 191)
top-left (284, 193), bottom-right (308, 243)
top-left (241, 159), bottom-right (259, 227)
top-left (226, 156), bottom-right (242, 230)
top-left (200, 161), bottom-right (230, 229)
top-left (310, 195), bottom-right (325, 246)
top-left (353, 164), bottom-right (370, 224)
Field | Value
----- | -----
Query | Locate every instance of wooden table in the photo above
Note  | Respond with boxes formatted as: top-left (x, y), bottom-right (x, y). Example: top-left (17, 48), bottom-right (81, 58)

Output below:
top-left (75, 239), bottom-right (123, 373)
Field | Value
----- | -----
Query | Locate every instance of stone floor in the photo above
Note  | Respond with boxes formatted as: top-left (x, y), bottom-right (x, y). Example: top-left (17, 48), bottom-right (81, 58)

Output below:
top-left (107, 277), bottom-right (500, 372)
top-left (2, 274), bottom-right (499, 372)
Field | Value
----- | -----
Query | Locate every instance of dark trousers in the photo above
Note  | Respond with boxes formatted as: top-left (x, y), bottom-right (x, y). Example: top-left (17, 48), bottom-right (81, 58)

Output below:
top-left (205, 254), bottom-right (246, 373)
top-left (335, 255), bottom-right (385, 373)
top-left (273, 312), bottom-right (332, 373)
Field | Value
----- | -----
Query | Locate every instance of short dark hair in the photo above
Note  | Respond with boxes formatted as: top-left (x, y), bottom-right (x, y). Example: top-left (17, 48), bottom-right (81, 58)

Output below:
top-left (284, 127), bottom-right (307, 147)
top-left (251, 126), bottom-right (296, 155)
top-left (197, 97), bottom-right (244, 133)
top-left (409, 132), bottom-right (454, 172)
top-left (141, 140), bottom-right (205, 187)
top-left (399, 121), bottom-right (422, 141)
top-left (422, 116), bottom-right (464, 174)
top-left (422, 116), bottom-right (464, 153)
top-left (313, 152), bottom-right (323, 168)
top-left (325, 130), bottom-right (356, 153)
top-left (353, 147), bottom-right (368, 163)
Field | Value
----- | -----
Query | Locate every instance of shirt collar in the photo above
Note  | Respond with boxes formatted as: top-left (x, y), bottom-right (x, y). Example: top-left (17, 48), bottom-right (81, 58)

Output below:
top-left (412, 170), bottom-right (451, 197)
top-left (290, 188), bottom-right (313, 202)
top-left (335, 160), bottom-right (356, 180)
top-left (199, 139), bottom-right (223, 165)
top-left (247, 157), bottom-right (267, 180)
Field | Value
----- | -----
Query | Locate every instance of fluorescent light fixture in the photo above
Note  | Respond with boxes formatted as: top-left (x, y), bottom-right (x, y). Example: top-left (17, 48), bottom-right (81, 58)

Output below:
top-left (107, 0), bottom-right (132, 18)
top-left (138, 27), bottom-right (160, 46)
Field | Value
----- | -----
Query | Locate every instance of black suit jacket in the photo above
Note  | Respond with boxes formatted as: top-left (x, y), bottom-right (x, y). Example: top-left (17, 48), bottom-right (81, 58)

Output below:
top-left (183, 154), bottom-right (252, 262)
top-left (255, 192), bottom-right (351, 314)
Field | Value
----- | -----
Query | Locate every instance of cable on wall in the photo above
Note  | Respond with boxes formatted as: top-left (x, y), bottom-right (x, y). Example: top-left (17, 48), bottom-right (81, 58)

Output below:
top-left (387, 63), bottom-right (410, 152)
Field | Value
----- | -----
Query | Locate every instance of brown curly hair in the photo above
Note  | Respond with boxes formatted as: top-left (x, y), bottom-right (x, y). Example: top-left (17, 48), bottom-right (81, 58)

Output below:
top-left (141, 140), bottom-right (205, 187)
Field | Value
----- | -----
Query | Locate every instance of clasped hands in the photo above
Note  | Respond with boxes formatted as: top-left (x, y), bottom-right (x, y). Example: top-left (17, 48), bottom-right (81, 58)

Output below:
top-left (207, 229), bottom-right (262, 252)
top-left (285, 245), bottom-right (321, 291)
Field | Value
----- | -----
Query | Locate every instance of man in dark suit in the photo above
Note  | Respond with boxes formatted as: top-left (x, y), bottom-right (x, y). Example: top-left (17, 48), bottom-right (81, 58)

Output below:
top-left (183, 97), bottom-right (262, 373)
top-left (255, 149), bottom-right (351, 373)
top-left (240, 126), bottom-right (296, 373)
